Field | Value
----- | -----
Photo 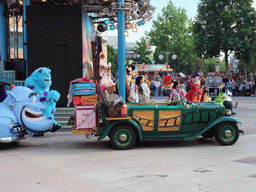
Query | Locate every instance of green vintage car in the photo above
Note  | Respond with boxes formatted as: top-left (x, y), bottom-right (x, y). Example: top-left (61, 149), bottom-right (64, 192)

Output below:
top-left (93, 97), bottom-right (243, 150)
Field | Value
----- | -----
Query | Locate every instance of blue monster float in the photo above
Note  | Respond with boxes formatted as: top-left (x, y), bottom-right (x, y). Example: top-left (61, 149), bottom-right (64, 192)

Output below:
top-left (0, 85), bottom-right (60, 143)
top-left (25, 67), bottom-right (61, 136)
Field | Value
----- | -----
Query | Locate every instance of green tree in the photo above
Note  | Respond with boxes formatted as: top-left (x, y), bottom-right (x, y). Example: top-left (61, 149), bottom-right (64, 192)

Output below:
top-left (107, 44), bottom-right (118, 75)
top-left (146, 1), bottom-right (197, 74)
top-left (193, 0), bottom-right (256, 77)
top-left (204, 57), bottom-right (221, 72)
top-left (132, 37), bottom-right (152, 64)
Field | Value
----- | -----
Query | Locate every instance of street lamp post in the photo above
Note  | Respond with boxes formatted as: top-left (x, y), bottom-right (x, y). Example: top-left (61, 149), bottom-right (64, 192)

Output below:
top-left (159, 51), bottom-right (177, 74)
top-left (215, 62), bottom-right (220, 73)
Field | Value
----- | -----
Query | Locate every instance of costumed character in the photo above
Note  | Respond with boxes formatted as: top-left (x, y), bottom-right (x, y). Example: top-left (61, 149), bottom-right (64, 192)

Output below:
top-left (163, 75), bottom-right (173, 96)
top-left (223, 87), bottom-right (238, 115)
top-left (105, 63), bottom-right (115, 94)
top-left (25, 67), bottom-right (61, 136)
top-left (192, 73), bottom-right (201, 85)
top-left (214, 92), bottom-right (225, 104)
top-left (200, 85), bottom-right (212, 102)
top-left (0, 86), bottom-right (59, 134)
top-left (185, 83), bottom-right (202, 102)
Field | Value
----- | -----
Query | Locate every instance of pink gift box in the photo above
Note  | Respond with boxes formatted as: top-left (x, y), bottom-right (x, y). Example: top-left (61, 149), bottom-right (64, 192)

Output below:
top-left (75, 105), bottom-right (97, 130)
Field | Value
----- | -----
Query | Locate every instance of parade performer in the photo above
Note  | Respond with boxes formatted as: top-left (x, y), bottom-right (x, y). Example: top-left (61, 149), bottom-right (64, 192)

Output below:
top-left (223, 89), bottom-right (238, 115)
top-left (192, 73), bottom-right (201, 85)
top-left (169, 81), bottom-right (185, 103)
top-left (0, 86), bottom-right (58, 133)
top-left (25, 67), bottom-right (61, 136)
top-left (185, 83), bottom-right (202, 102)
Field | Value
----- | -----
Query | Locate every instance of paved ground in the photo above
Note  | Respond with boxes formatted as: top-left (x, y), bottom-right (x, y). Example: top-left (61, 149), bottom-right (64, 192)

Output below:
top-left (0, 96), bottom-right (256, 192)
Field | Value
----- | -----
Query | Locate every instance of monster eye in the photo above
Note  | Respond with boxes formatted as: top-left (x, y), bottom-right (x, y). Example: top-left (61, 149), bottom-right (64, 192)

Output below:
top-left (32, 96), bottom-right (37, 103)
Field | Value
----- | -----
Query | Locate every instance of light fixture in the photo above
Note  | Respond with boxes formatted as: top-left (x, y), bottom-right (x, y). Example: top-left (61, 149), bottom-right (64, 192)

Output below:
top-left (102, 8), bottom-right (110, 16)
top-left (136, 22), bottom-right (141, 26)
top-left (42, 0), bottom-right (46, 2)
top-left (143, 12), bottom-right (149, 20)
top-left (172, 54), bottom-right (177, 60)
top-left (18, 0), bottom-right (23, 5)
top-left (132, 23), bottom-right (136, 29)
top-left (147, 17), bottom-right (153, 21)
top-left (140, 21), bottom-right (145, 25)
top-left (126, 11), bottom-right (131, 16)
top-left (125, 23), bottom-right (131, 29)
top-left (124, 31), bottom-right (129, 37)
top-left (97, 23), bottom-right (107, 32)
top-left (143, 2), bottom-right (147, 6)
top-left (131, 12), bottom-right (139, 19)
top-left (109, 25), bottom-right (115, 30)
top-left (132, 27), bottom-right (137, 32)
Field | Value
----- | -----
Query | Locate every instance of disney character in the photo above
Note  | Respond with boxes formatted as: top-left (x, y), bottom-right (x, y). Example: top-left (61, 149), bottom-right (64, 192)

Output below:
top-left (215, 92), bottom-right (225, 104)
top-left (25, 67), bottom-right (61, 136)
top-left (0, 86), bottom-right (61, 143)
top-left (185, 83), bottom-right (202, 102)
top-left (223, 90), bottom-right (238, 115)
top-left (192, 73), bottom-right (201, 85)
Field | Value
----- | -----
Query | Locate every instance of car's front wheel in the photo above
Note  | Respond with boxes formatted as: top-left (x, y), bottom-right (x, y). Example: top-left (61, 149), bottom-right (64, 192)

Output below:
top-left (110, 125), bottom-right (136, 150)
top-left (215, 122), bottom-right (239, 145)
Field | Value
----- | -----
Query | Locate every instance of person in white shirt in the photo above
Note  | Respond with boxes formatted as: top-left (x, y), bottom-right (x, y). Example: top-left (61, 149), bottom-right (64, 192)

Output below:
top-left (130, 76), bottom-right (144, 103)
top-left (141, 75), bottom-right (150, 98)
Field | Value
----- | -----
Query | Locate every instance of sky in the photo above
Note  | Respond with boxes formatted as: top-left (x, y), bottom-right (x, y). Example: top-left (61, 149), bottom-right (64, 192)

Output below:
top-left (104, 0), bottom-right (256, 42)
top-left (104, 0), bottom-right (201, 42)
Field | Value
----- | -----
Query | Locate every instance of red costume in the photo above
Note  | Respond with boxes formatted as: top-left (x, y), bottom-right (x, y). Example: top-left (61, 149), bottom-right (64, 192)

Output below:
top-left (185, 83), bottom-right (202, 102)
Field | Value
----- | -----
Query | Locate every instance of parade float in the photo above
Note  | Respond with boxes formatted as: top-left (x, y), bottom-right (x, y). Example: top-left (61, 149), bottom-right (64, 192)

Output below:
top-left (66, 38), bottom-right (244, 150)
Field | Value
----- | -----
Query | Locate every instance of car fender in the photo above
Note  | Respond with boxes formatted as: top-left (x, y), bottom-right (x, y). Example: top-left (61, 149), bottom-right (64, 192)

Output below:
top-left (184, 116), bottom-right (242, 141)
top-left (0, 117), bottom-right (13, 138)
top-left (97, 119), bottom-right (143, 141)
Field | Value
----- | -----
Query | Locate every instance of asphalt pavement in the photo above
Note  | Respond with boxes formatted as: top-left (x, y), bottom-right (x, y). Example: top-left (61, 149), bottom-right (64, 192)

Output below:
top-left (0, 96), bottom-right (256, 192)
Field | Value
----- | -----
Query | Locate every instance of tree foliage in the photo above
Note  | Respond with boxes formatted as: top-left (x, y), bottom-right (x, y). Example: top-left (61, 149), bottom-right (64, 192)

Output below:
top-left (107, 44), bottom-right (118, 75)
top-left (193, 0), bottom-right (256, 76)
top-left (146, 1), bottom-right (196, 74)
top-left (132, 37), bottom-right (152, 64)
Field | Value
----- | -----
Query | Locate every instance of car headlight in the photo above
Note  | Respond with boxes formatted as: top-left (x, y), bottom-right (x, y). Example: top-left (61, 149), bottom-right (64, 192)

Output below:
top-left (9, 121), bottom-right (14, 129)
top-left (226, 109), bottom-right (232, 116)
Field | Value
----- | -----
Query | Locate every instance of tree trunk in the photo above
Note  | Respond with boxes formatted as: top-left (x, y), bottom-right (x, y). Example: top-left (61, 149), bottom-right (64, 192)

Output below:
top-left (225, 50), bottom-right (228, 78)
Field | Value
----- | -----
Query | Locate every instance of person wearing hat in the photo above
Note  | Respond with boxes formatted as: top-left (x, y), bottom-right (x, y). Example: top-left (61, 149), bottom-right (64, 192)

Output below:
top-left (163, 75), bottom-right (173, 96)
top-left (192, 73), bottom-right (201, 85)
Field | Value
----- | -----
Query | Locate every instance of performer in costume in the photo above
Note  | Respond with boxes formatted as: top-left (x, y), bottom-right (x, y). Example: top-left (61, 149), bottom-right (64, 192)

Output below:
top-left (25, 67), bottom-right (61, 136)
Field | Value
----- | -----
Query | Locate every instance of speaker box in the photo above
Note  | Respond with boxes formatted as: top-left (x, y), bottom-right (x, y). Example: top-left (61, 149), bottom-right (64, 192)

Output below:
top-left (26, 5), bottom-right (94, 106)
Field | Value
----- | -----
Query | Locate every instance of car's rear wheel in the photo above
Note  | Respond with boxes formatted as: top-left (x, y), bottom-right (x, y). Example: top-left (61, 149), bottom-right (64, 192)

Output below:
top-left (110, 125), bottom-right (136, 150)
top-left (215, 122), bottom-right (239, 145)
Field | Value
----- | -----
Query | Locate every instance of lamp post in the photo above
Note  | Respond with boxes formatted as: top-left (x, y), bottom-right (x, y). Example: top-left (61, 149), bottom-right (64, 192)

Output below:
top-left (215, 62), bottom-right (220, 73)
top-left (159, 51), bottom-right (177, 74)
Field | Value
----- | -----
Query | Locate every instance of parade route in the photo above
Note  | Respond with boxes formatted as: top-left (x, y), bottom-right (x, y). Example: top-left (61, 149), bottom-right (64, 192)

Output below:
top-left (0, 97), bottom-right (256, 192)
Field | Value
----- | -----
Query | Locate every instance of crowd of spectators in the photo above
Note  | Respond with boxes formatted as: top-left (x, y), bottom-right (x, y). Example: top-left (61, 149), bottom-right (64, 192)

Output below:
top-left (110, 66), bottom-right (256, 103)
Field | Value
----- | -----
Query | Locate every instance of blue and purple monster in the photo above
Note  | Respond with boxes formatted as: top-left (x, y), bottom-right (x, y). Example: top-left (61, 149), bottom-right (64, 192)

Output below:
top-left (25, 67), bottom-right (61, 136)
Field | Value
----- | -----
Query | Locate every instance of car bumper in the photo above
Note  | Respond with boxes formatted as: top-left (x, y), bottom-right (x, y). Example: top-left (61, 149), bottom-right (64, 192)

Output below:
top-left (0, 135), bottom-right (23, 143)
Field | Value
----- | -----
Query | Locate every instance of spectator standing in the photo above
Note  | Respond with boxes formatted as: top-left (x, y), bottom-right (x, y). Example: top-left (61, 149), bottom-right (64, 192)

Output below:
top-left (153, 77), bottom-right (161, 97)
